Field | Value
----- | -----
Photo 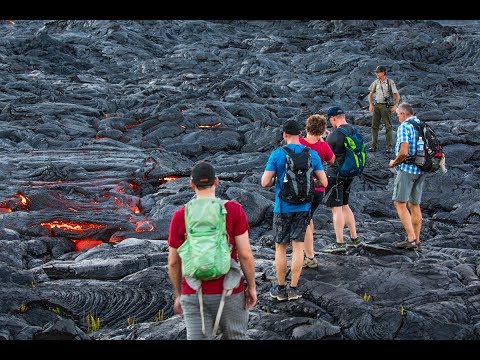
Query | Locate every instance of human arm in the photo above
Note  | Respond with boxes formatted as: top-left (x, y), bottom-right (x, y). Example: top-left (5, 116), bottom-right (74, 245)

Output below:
top-left (235, 230), bottom-right (257, 309)
top-left (167, 247), bottom-right (183, 315)
top-left (313, 169), bottom-right (328, 188)
top-left (261, 170), bottom-right (276, 188)
top-left (389, 142), bottom-right (409, 168)
top-left (392, 92), bottom-right (400, 113)
top-left (367, 91), bottom-right (374, 112)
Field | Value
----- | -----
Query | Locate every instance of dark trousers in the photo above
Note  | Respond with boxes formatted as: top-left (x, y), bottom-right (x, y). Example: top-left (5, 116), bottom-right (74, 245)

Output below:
top-left (371, 103), bottom-right (393, 149)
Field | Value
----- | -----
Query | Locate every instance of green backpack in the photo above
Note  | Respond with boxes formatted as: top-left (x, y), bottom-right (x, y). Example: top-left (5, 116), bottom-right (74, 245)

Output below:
top-left (178, 197), bottom-right (231, 280)
top-left (178, 197), bottom-right (240, 337)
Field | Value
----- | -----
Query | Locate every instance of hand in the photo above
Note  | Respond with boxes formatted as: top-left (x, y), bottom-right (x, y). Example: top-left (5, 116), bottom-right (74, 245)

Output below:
top-left (389, 160), bottom-right (395, 168)
top-left (244, 286), bottom-right (257, 309)
top-left (173, 295), bottom-right (183, 315)
top-left (369, 104), bottom-right (374, 112)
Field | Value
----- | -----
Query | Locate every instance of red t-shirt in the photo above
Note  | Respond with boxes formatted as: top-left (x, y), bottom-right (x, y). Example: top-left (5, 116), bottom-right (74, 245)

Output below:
top-left (299, 137), bottom-right (334, 192)
top-left (168, 199), bottom-right (250, 295)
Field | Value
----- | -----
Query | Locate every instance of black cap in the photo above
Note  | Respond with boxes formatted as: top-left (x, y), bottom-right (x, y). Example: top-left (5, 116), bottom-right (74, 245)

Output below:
top-left (282, 120), bottom-right (302, 135)
top-left (326, 106), bottom-right (345, 118)
top-left (375, 65), bottom-right (387, 73)
top-left (191, 161), bottom-right (216, 186)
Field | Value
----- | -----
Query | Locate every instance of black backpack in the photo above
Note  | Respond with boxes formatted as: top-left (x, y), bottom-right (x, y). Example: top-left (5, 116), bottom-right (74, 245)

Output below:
top-left (404, 119), bottom-right (445, 173)
top-left (279, 146), bottom-right (314, 204)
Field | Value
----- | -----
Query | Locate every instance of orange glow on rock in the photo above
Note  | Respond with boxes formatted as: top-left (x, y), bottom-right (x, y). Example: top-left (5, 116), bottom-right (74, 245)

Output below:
top-left (72, 239), bottom-right (104, 251)
top-left (198, 122), bottom-right (222, 129)
top-left (40, 221), bottom-right (107, 233)
top-left (135, 220), bottom-right (154, 232)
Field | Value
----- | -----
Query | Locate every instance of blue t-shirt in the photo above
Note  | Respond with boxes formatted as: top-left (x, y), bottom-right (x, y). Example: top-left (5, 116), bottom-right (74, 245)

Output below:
top-left (265, 143), bottom-right (323, 213)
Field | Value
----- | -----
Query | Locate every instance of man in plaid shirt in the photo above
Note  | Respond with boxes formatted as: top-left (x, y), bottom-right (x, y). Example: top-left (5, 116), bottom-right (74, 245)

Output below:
top-left (388, 102), bottom-right (427, 252)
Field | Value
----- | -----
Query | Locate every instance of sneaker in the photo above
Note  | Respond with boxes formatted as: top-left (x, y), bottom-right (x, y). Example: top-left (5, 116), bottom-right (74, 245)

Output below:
top-left (394, 239), bottom-right (417, 250)
top-left (368, 147), bottom-right (377, 152)
top-left (385, 147), bottom-right (393, 153)
top-left (287, 286), bottom-right (302, 301)
top-left (270, 285), bottom-right (287, 301)
top-left (323, 242), bottom-right (347, 254)
top-left (303, 256), bottom-right (319, 268)
top-left (347, 236), bottom-right (363, 248)
top-left (415, 242), bottom-right (422, 252)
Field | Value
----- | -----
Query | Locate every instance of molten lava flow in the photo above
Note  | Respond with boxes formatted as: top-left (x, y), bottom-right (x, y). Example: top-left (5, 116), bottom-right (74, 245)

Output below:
top-left (162, 176), bottom-right (179, 182)
top-left (198, 122), bottom-right (222, 128)
top-left (40, 221), bottom-right (107, 233)
top-left (135, 220), bottom-right (154, 232)
top-left (72, 239), bottom-right (104, 251)
top-left (128, 181), bottom-right (140, 192)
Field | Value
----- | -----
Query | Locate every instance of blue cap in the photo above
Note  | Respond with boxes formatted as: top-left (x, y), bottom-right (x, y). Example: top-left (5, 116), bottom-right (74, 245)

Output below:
top-left (326, 106), bottom-right (345, 118)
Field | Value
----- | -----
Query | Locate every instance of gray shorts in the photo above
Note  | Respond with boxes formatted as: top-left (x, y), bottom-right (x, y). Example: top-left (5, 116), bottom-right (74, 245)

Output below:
top-left (392, 170), bottom-right (427, 204)
top-left (180, 292), bottom-right (249, 340)
top-left (273, 211), bottom-right (310, 244)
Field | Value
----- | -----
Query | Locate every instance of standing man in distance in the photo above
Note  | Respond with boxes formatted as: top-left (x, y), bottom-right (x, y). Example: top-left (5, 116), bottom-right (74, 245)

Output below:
top-left (367, 65), bottom-right (400, 153)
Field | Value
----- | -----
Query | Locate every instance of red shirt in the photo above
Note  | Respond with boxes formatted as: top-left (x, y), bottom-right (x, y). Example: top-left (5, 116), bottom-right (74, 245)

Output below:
top-left (299, 137), bottom-right (334, 191)
top-left (168, 199), bottom-right (250, 295)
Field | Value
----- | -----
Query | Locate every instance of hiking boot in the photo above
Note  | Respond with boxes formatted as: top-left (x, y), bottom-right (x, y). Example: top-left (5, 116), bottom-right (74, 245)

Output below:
top-left (303, 256), bottom-right (319, 268)
top-left (270, 285), bottom-right (288, 301)
top-left (323, 242), bottom-right (347, 254)
top-left (287, 286), bottom-right (302, 301)
top-left (385, 147), bottom-right (393, 153)
top-left (368, 147), bottom-right (377, 152)
top-left (347, 236), bottom-right (363, 248)
top-left (394, 239), bottom-right (417, 250)
top-left (415, 242), bottom-right (422, 252)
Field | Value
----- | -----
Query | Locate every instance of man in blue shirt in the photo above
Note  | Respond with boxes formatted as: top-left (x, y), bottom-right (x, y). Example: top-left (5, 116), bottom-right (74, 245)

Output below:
top-left (388, 102), bottom-right (427, 252)
top-left (261, 120), bottom-right (327, 301)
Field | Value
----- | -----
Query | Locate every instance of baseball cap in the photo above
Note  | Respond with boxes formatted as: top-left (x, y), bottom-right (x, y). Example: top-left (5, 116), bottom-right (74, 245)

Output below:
top-left (191, 161), bottom-right (216, 186)
top-left (282, 120), bottom-right (302, 135)
top-left (326, 106), bottom-right (345, 118)
top-left (375, 65), bottom-right (387, 73)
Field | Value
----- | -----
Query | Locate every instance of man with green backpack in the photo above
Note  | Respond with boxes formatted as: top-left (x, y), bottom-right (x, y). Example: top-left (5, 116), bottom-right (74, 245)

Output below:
top-left (167, 161), bottom-right (257, 340)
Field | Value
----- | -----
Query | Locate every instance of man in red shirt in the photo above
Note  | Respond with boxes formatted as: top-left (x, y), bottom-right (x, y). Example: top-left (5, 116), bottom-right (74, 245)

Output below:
top-left (168, 161), bottom-right (257, 339)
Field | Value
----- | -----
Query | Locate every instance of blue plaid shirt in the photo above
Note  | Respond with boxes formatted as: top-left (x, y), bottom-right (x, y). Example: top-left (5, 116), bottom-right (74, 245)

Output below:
top-left (395, 116), bottom-right (423, 174)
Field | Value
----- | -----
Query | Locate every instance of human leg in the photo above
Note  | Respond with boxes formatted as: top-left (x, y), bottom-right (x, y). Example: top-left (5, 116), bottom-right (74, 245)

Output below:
top-left (218, 292), bottom-right (249, 340)
top-left (382, 106), bottom-right (393, 149)
top-left (290, 240), bottom-right (304, 287)
top-left (303, 219), bottom-right (315, 259)
top-left (180, 294), bottom-right (214, 340)
top-left (394, 200), bottom-right (416, 242)
top-left (371, 105), bottom-right (382, 150)
top-left (409, 203), bottom-right (422, 243)
top-left (331, 206), bottom-right (345, 244)
top-left (343, 205), bottom-right (357, 240)
top-left (274, 243), bottom-right (288, 286)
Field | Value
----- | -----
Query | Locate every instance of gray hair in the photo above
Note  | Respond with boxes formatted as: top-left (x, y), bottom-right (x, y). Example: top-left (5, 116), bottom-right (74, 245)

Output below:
top-left (397, 102), bottom-right (414, 116)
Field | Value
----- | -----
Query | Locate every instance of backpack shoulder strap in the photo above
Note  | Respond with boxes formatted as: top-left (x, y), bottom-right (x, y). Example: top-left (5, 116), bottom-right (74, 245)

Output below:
top-left (282, 145), bottom-right (293, 155)
top-left (336, 126), bottom-right (350, 137)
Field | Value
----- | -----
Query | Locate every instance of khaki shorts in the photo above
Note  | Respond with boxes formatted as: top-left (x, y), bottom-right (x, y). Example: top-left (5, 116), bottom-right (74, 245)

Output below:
top-left (392, 170), bottom-right (427, 204)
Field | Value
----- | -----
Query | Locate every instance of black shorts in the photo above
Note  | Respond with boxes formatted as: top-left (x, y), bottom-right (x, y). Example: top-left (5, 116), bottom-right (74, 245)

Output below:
top-left (272, 212), bottom-right (310, 244)
top-left (310, 190), bottom-right (324, 219)
top-left (324, 176), bottom-right (354, 208)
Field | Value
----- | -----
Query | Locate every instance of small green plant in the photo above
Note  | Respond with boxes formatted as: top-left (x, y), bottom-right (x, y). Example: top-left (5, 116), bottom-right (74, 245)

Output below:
top-left (127, 316), bottom-right (135, 326)
top-left (86, 314), bottom-right (101, 333)
top-left (154, 308), bottom-right (164, 322)
top-left (400, 305), bottom-right (406, 317)
top-left (49, 306), bottom-right (61, 314)
top-left (362, 292), bottom-right (372, 302)
top-left (20, 304), bottom-right (27, 313)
